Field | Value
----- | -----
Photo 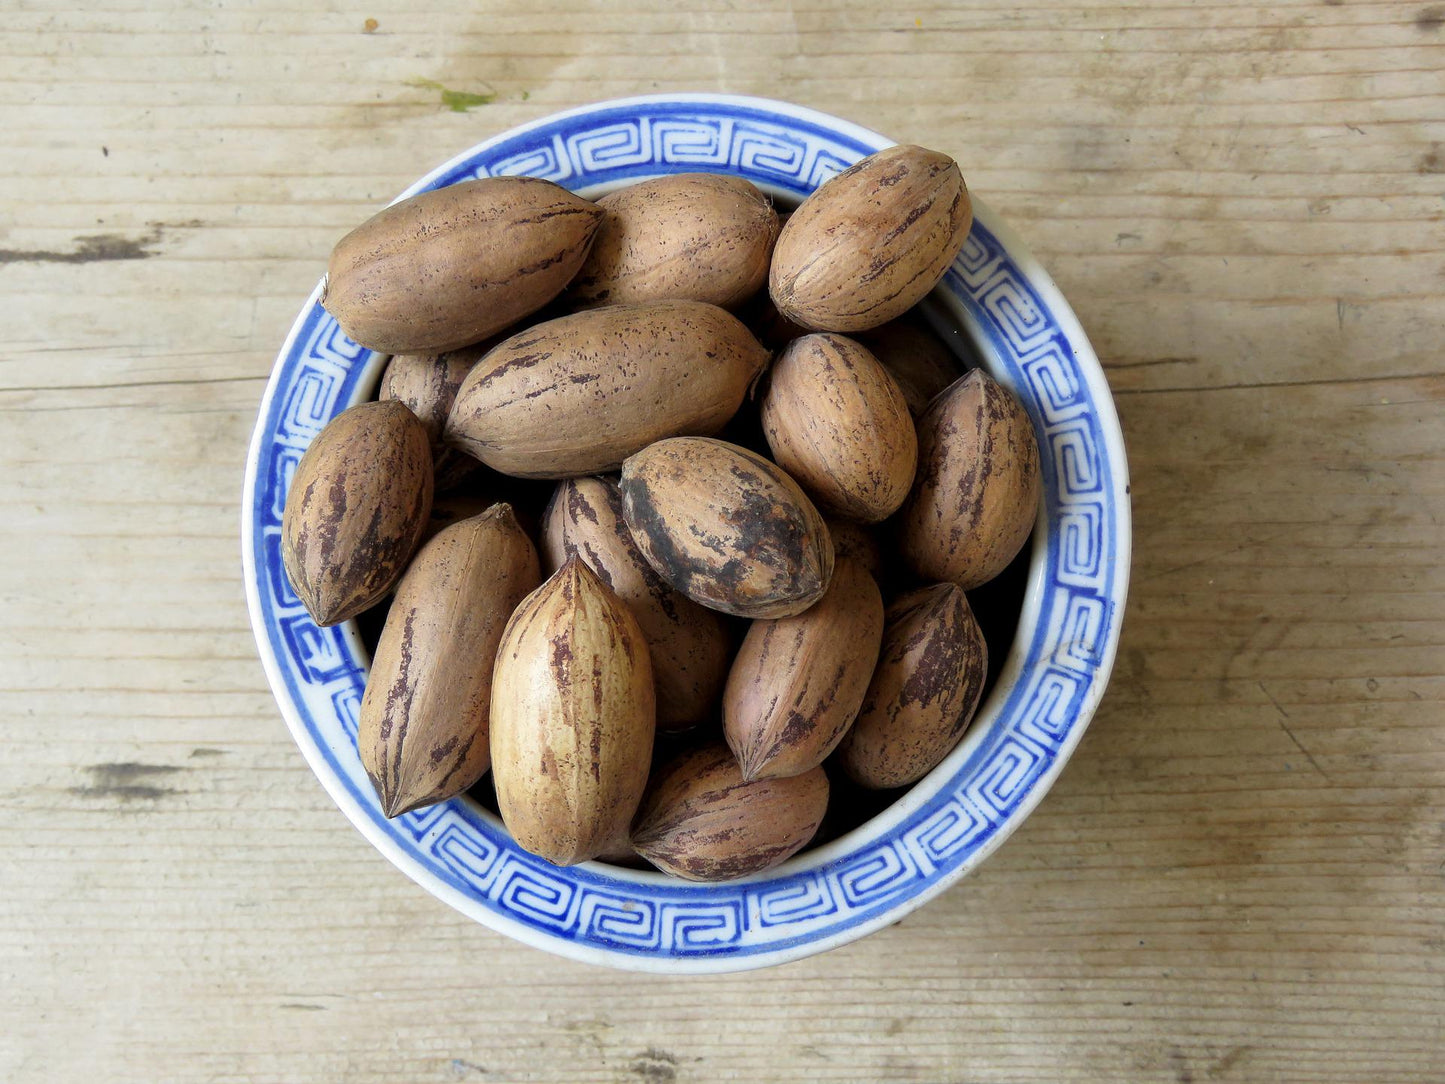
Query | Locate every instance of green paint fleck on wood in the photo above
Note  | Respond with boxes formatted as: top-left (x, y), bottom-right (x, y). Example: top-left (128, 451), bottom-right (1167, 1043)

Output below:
top-left (407, 78), bottom-right (495, 113)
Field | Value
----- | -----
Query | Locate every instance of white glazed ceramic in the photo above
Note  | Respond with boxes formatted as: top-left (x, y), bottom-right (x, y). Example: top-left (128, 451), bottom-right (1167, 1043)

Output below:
top-left (242, 94), bottom-right (1131, 973)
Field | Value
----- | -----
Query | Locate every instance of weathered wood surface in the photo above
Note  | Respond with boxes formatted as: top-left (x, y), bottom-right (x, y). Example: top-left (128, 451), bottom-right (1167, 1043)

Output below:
top-left (2, 2), bottom-right (1442, 1080)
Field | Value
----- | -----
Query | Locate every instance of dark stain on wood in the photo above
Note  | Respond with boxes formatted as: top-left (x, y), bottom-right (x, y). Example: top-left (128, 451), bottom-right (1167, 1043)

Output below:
top-left (72, 762), bottom-right (184, 802)
top-left (629, 1048), bottom-right (678, 1083)
top-left (0, 227), bottom-right (163, 264)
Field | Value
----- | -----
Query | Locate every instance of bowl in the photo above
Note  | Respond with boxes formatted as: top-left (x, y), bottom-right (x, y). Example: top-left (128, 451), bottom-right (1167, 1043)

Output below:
top-left (241, 93), bottom-right (1131, 973)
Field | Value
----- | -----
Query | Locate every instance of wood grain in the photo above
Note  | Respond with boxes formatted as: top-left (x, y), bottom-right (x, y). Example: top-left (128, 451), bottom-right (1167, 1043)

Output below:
top-left (2, 1), bottom-right (1442, 1081)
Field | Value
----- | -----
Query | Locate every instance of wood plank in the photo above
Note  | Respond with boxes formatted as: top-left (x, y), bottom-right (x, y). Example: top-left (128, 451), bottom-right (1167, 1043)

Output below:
top-left (1, 1), bottom-right (1442, 1080)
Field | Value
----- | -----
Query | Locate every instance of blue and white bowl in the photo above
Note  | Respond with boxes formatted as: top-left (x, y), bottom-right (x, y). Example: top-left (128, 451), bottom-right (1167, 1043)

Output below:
top-left (242, 94), bottom-right (1131, 973)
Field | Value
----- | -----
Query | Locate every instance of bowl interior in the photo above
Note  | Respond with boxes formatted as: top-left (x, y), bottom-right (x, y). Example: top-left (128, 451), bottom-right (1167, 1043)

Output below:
top-left (242, 94), bottom-right (1129, 972)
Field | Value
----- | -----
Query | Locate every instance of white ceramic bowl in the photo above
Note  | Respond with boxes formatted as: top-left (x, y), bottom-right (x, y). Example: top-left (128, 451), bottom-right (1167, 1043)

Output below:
top-left (242, 94), bottom-right (1131, 973)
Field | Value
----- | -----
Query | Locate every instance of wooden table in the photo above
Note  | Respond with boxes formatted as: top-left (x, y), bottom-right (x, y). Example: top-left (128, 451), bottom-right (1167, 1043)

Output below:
top-left (4, 3), bottom-right (1442, 1080)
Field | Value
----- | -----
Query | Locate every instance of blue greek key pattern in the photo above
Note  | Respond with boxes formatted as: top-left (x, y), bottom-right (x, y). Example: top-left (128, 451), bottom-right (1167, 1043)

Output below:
top-left (244, 97), bottom-right (1127, 969)
top-left (451, 109), bottom-right (864, 199)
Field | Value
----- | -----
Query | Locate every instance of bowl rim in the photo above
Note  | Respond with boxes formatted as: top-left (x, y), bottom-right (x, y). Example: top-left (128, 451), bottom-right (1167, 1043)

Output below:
top-left (242, 92), bottom-right (1132, 973)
